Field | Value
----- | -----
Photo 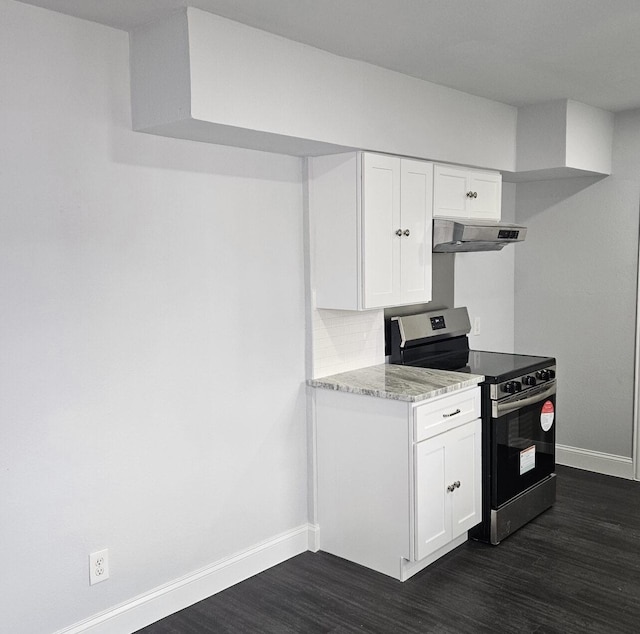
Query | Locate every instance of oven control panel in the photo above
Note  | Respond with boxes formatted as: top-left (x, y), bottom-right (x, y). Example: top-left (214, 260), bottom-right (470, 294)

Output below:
top-left (490, 366), bottom-right (556, 400)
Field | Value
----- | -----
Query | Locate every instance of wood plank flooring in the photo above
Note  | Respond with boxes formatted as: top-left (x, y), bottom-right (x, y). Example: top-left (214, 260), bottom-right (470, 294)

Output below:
top-left (136, 466), bottom-right (640, 633)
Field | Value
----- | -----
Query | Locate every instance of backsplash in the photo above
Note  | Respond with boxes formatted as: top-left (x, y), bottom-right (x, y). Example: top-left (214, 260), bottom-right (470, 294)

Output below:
top-left (311, 308), bottom-right (385, 378)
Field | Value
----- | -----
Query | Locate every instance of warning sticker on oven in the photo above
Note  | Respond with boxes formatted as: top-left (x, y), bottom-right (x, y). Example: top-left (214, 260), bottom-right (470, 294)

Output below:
top-left (520, 445), bottom-right (536, 475)
top-left (541, 400), bottom-right (555, 432)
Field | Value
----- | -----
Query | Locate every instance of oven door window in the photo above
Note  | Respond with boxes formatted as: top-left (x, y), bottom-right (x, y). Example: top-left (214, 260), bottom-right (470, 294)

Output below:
top-left (492, 391), bottom-right (555, 507)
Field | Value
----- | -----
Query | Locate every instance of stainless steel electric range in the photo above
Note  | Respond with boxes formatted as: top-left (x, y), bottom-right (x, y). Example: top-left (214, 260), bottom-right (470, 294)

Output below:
top-left (389, 307), bottom-right (556, 544)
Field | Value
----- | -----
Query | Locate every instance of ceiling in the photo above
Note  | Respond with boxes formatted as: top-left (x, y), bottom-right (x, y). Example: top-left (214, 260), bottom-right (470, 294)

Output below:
top-left (18, 0), bottom-right (640, 112)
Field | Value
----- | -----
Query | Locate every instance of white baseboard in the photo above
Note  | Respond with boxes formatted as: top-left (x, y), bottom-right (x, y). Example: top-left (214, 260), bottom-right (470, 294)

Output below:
top-left (55, 524), bottom-right (315, 634)
top-left (557, 444), bottom-right (635, 480)
top-left (307, 523), bottom-right (320, 552)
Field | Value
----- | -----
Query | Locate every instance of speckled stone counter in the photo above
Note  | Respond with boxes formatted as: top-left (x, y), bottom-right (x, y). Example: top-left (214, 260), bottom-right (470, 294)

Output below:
top-left (308, 364), bottom-right (484, 402)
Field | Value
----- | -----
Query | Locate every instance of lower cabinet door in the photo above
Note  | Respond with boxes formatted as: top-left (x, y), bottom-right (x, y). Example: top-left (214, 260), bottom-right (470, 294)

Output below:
top-left (449, 419), bottom-right (482, 537)
top-left (414, 419), bottom-right (482, 561)
top-left (414, 433), bottom-right (452, 560)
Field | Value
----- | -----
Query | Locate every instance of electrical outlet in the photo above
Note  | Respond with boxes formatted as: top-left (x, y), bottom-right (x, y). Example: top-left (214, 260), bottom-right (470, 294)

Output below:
top-left (89, 549), bottom-right (109, 585)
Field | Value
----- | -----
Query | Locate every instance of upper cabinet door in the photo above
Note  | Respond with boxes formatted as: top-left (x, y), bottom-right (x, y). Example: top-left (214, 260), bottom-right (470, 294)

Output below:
top-left (432, 165), bottom-right (469, 217)
top-left (400, 160), bottom-right (433, 306)
top-left (433, 164), bottom-right (502, 221)
top-left (468, 170), bottom-right (501, 220)
top-left (362, 153), bottom-right (402, 309)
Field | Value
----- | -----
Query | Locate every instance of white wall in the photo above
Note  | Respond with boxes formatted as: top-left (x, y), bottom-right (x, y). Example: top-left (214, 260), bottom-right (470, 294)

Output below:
top-left (0, 2), bottom-right (308, 632)
top-left (516, 101), bottom-right (568, 173)
top-left (454, 182), bottom-right (517, 353)
top-left (514, 109), bottom-right (640, 466)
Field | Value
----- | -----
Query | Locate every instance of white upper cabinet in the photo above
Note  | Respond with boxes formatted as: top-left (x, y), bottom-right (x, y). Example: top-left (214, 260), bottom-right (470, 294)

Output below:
top-left (310, 152), bottom-right (433, 311)
top-left (433, 164), bottom-right (502, 221)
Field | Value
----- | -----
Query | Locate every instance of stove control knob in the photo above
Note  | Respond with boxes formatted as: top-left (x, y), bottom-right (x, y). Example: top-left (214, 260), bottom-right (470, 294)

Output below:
top-left (548, 369), bottom-right (556, 379)
top-left (536, 369), bottom-right (551, 381)
top-left (522, 375), bottom-right (537, 386)
top-left (502, 381), bottom-right (522, 394)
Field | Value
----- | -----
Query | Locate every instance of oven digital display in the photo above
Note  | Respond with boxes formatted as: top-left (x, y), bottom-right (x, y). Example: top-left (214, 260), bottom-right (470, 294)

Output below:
top-left (430, 316), bottom-right (446, 330)
top-left (498, 229), bottom-right (520, 239)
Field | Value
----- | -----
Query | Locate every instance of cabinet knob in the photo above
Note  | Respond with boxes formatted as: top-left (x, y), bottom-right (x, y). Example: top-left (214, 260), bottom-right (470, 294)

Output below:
top-left (466, 191), bottom-right (478, 198)
top-left (395, 229), bottom-right (403, 237)
top-left (447, 481), bottom-right (461, 492)
top-left (403, 229), bottom-right (410, 237)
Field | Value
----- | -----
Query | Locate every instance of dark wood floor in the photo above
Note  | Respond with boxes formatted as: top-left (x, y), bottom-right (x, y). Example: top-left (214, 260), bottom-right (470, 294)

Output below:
top-left (137, 466), bottom-right (640, 633)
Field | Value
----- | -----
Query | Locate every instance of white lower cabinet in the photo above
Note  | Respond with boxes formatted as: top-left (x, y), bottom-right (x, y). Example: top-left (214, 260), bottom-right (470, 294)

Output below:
top-left (314, 385), bottom-right (481, 581)
top-left (415, 418), bottom-right (482, 561)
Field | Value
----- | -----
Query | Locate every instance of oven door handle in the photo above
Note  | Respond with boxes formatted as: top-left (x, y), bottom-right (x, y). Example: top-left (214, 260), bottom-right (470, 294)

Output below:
top-left (493, 382), bottom-right (556, 418)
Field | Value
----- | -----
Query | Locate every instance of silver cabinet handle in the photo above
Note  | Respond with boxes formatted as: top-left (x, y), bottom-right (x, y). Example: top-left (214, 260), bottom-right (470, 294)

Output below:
top-left (442, 408), bottom-right (461, 418)
top-left (395, 229), bottom-right (403, 236)
top-left (403, 229), bottom-right (410, 237)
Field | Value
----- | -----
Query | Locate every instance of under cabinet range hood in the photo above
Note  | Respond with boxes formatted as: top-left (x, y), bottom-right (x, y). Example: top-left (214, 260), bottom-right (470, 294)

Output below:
top-left (433, 218), bottom-right (527, 252)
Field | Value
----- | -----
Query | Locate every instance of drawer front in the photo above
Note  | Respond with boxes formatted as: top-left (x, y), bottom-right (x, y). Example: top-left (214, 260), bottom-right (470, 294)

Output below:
top-left (414, 388), bottom-right (480, 442)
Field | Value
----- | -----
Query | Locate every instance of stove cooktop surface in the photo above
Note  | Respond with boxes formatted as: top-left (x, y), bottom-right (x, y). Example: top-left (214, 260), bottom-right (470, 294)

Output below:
top-left (406, 349), bottom-right (554, 383)
top-left (466, 350), bottom-right (554, 382)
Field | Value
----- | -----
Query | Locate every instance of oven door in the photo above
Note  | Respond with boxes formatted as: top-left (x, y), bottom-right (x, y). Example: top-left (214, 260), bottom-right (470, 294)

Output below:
top-left (491, 381), bottom-right (556, 508)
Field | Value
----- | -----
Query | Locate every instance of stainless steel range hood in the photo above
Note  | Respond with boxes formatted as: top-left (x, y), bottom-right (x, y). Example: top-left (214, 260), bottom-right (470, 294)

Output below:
top-left (433, 218), bottom-right (527, 252)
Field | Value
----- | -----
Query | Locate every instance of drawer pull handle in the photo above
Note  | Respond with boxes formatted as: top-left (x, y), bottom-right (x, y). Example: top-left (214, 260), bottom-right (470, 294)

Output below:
top-left (442, 408), bottom-right (461, 418)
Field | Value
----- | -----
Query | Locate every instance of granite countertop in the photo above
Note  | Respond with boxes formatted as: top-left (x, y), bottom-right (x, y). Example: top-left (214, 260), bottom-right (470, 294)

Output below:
top-left (308, 364), bottom-right (484, 402)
